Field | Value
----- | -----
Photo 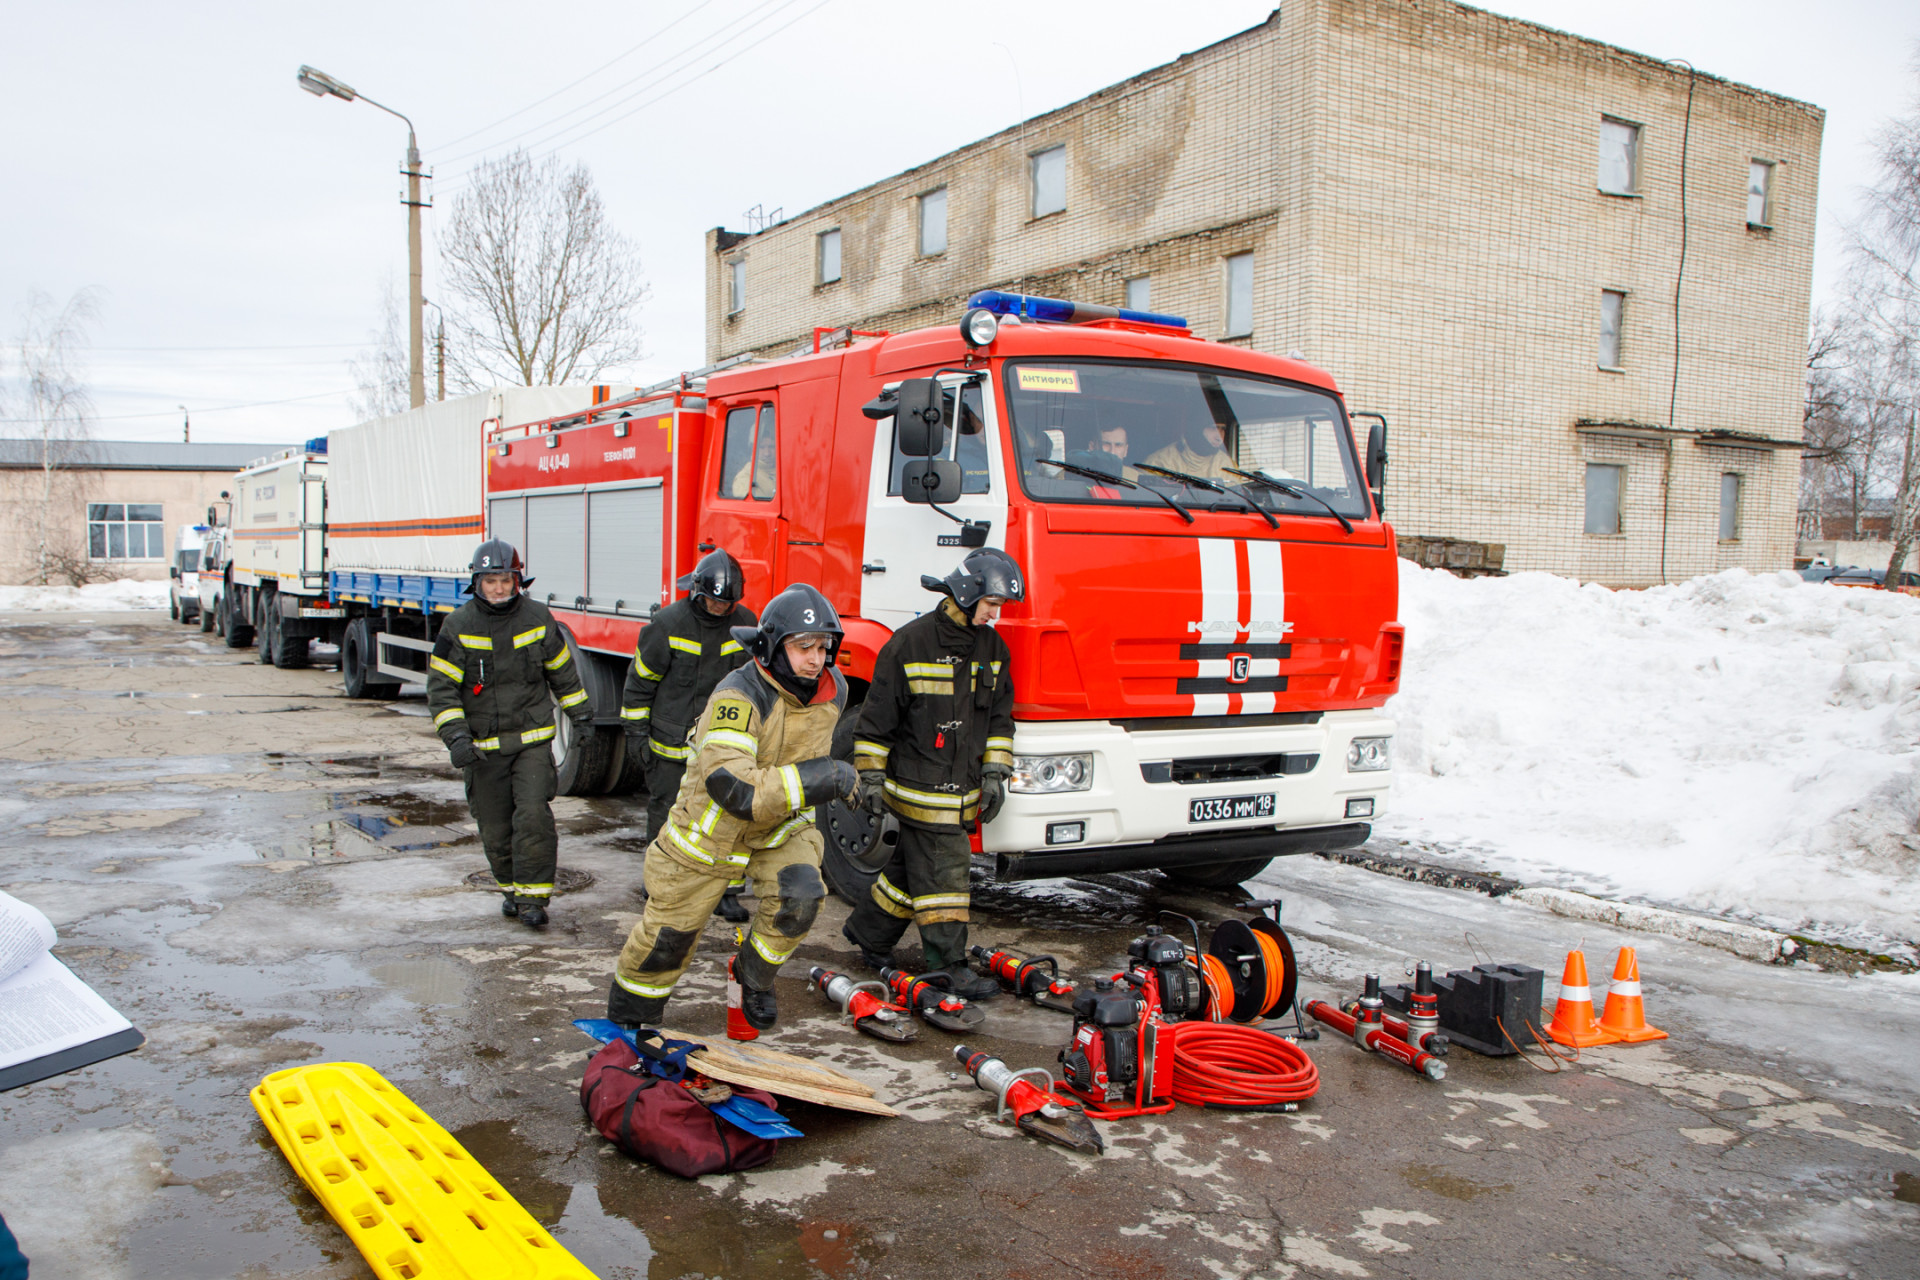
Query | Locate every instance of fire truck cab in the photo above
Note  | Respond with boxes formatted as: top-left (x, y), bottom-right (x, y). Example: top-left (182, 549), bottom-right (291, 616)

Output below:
top-left (490, 291), bottom-right (1401, 896)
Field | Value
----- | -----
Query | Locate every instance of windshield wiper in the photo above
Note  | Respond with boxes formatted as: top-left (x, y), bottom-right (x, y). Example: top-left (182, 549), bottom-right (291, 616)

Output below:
top-left (1223, 466), bottom-right (1354, 534)
top-left (1132, 463), bottom-right (1277, 529)
top-left (1037, 458), bottom-right (1194, 523)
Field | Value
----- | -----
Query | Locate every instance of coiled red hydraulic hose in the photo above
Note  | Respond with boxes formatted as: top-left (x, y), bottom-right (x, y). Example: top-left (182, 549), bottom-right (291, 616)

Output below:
top-left (1164, 1021), bottom-right (1320, 1107)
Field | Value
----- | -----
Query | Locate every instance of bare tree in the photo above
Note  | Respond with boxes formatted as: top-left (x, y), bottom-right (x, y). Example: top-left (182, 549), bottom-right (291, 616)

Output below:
top-left (346, 277), bottom-right (410, 422)
top-left (438, 150), bottom-right (648, 389)
top-left (4, 289), bottom-right (100, 584)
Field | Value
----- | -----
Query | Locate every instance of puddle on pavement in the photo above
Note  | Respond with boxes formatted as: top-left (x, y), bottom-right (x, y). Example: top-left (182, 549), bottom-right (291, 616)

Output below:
top-left (449, 1120), bottom-right (574, 1225)
top-left (1896, 1171), bottom-right (1920, 1204)
top-left (589, 1189), bottom-right (884, 1280)
top-left (369, 957), bottom-right (468, 1007)
top-left (329, 789), bottom-right (473, 851)
top-left (1401, 1162), bottom-right (1513, 1201)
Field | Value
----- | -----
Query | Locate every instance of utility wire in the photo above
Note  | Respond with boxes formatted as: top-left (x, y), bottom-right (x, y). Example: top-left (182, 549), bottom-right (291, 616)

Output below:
top-left (437, 0), bottom-right (721, 152)
top-left (0, 387), bottom-right (352, 425)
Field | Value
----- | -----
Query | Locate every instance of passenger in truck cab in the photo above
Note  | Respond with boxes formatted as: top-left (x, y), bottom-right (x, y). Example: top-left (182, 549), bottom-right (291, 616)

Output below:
top-left (427, 541), bottom-right (593, 930)
top-left (1142, 411), bottom-right (1235, 483)
top-left (620, 549), bottom-right (759, 923)
top-left (840, 549), bottom-right (1023, 1001)
top-left (607, 584), bottom-right (859, 1037)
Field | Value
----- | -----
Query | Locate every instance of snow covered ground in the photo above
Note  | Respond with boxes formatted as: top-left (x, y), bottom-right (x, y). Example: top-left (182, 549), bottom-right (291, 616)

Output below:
top-left (0, 579), bottom-right (170, 611)
top-left (1380, 562), bottom-right (1920, 952)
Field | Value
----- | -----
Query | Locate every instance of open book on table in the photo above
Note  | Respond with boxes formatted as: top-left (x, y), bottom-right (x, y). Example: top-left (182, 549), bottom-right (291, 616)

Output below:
top-left (0, 888), bottom-right (143, 1090)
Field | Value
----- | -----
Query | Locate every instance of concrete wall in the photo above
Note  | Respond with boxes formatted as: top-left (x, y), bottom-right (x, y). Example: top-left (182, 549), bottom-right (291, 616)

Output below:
top-left (704, 0), bottom-right (1822, 586)
top-left (0, 466), bottom-right (237, 584)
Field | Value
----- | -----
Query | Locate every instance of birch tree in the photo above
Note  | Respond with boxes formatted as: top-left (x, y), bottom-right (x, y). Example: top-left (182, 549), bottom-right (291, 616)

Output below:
top-left (7, 289), bottom-right (100, 584)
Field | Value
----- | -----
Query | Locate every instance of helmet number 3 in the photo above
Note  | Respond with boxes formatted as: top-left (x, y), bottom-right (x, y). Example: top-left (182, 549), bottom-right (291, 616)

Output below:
top-left (802, 608), bottom-right (815, 624)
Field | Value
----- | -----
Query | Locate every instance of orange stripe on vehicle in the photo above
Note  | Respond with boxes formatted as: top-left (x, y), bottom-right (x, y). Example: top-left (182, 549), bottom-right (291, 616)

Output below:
top-left (329, 515), bottom-right (485, 537)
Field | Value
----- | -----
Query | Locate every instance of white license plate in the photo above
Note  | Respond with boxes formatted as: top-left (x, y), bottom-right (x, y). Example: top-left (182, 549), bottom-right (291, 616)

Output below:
top-left (298, 608), bottom-right (346, 618)
top-left (1189, 793), bottom-right (1276, 824)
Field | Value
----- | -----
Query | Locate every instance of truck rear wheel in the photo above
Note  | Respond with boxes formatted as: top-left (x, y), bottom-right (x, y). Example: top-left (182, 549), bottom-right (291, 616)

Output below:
top-left (256, 596), bottom-right (274, 664)
top-left (271, 620), bottom-right (312, 669)
top-left (1160, 857), bottom-right (1274, 889)
top-left (818, 691), bottom-right (890, 904)
top-left (225, 588), bottom-right (254, 647)
top-left (199, 601), bottom-right (215, 632)
top-left (341, 619), bottom-right (397, 698)
top-left (549, 626), bottom-right (616, 796)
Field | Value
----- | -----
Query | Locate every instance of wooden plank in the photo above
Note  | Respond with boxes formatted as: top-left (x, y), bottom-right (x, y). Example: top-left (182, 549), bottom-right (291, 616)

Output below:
top-left (656, 1027), bottom-right (896, 1117)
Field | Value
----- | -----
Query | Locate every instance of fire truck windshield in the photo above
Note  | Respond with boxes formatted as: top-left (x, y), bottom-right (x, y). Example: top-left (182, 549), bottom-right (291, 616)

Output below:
top-left (1003, 361), bottom-right (1370, 522)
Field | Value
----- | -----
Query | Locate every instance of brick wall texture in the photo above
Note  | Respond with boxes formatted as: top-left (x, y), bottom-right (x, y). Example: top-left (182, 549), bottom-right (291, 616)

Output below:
top-left (704, 0), bottom-right (1822, 586)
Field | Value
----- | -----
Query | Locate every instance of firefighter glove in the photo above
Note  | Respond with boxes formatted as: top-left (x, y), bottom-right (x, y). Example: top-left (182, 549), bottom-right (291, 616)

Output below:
top-left (447, 736), bottom-right (481, 770)
top-left (858, 769), bottom-right (889, 818)
top-left (794, 756), bottom-right (860, 808)
top-left (979, 766), bottom-right (1009, 825)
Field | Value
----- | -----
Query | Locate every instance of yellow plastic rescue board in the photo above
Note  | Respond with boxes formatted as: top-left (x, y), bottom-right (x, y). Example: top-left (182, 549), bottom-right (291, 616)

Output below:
top-left (252, 1062), bottom-right (596, 1280)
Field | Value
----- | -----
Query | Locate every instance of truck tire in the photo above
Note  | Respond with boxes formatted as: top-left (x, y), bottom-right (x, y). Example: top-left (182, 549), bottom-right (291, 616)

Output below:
top-left (818, 692), bottom-right (888, 905)
top-left (1160, 857), bottom-right (1274, 889)
top-left (340, 619), bottom-right (396, 698)
top-left (169, 595), bottom-right (180, 622)
top-left (199, 601), bottom-right (215, 632)
top-left (256, 595), bottom-right (274, 664)
top-left (271, 616), bottom-right (312, 670)
top-left (225, 586), bottom-right (254, 648)
top-left (550, 626), bottom-right (616, 796)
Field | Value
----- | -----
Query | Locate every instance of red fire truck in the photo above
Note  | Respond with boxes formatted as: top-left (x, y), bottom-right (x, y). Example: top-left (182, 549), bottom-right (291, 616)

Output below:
top-left (476, 290), bottom-right (1402, 898)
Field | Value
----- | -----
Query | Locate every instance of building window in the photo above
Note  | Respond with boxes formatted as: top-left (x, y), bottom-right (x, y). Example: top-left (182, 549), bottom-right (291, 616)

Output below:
top-left (1125, 276), bottom-right (1151, 312)
top-left (88, 503), bottom-right (165, 560)
top-left (1746, 161), bottom-right (1774, 227)
top-left (1718, 472), bottom-right (1743, 541)
top-left (1584, 464), bottom-right (1623, 536)
top-left (1224, 253), bottom-right (1254, 338)
top-left (919, 187), bottom-right (947, 256)
top-left (727, 259), bottom-right (745, 315)
top-left (1598, 289), bottom-right (1625, 369)
top-left (1030, 145), bottom-right (1066, 218)
top-left (817, 229), bottom-right (841, 284)
top-left (718, 404), bottom-right (777, 500)
top-left (1598, 117), bottom-right (1640, 195)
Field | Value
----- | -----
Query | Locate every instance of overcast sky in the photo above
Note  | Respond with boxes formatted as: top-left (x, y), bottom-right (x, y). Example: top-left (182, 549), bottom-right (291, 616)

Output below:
top-left (2, 1), bottom-right (1915, 445)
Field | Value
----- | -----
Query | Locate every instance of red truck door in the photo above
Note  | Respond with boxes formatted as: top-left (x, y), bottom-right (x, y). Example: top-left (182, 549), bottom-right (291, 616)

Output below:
top-left (698, 397), bottom-right (783, 605)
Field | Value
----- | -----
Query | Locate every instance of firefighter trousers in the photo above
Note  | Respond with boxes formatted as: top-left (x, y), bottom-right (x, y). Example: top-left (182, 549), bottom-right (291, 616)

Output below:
top-left (641, 752), bottom-right (743, 894)
top-left (613, 828), bottom-right (826, 1004)
top-left (843, 822), bottom-right (972, 971)
top-left (464, 746), bottom-right (558, 905)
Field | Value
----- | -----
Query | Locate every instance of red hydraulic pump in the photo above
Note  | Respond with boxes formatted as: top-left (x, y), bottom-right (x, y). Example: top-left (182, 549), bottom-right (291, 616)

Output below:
top-left (1306, 973), bottom-right (1447, 1081)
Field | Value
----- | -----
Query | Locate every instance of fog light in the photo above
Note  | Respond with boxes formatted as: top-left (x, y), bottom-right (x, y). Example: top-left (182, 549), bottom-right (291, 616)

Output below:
top-left (1011, 753), bottom-right (1093, 794)
top-left (1346, 797), bottom-right (1375, 818)
top-left (1046, 820), bottom-right (1086, 846)
top-left (961, 306), bottom-right (999, 348)
top-left (1346, 737), bottom-right (1392, 772)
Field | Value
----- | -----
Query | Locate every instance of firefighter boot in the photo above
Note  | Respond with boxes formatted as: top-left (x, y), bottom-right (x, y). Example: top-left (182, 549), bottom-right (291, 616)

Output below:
top-left (841, 922), bottom-right (896, 972)
top-left (714, 887), bottom-right (752, 923)
top-left (607, 978), bottom-right (667, 1030)
top-left (938, 963), bottom-right (1001, 1002)
top-left (519, 902), bottom-right (549, 929)
top-left (500, 894), bottom-right (519, 918)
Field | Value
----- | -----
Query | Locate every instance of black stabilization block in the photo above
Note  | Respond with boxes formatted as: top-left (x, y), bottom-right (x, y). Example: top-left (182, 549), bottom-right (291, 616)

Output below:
top-left (1383, 963), bottom-right (1545, 1057)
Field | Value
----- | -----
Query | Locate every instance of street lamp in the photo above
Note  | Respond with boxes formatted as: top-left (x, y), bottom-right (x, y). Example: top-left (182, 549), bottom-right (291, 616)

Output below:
top-left (297, 64), bottom-right (428, 409)
top-left (178, 405), bottom-right (190, 444)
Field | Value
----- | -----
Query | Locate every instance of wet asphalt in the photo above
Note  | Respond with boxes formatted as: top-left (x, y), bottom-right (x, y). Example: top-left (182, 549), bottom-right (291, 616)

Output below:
top-left (0, 611), bottom-right (1916, 1280)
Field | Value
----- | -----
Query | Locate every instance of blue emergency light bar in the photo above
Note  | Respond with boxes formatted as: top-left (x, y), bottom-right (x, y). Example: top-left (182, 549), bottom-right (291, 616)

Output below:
top-left (304, 437), bottom-right (329, 454)
top-left (965, 289), bottom-right (1188, 331)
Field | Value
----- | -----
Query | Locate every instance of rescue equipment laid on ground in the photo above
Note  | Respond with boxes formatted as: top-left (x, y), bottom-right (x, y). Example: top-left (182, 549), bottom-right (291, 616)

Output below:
top-left (252, 1061), bottom-right (595, 1279)
top-left (573, 1020), bottom-right (801, 1139)
top-left (1205, 900), bottom-right (1304, 1025)
top-left (1345, 960), bottom-right (1449, 1055)
top-left (1306, 975), bottom-right (1448, 1080)
top-left (579, 1034), bottom-right (786, 1177)
top-left (1544, 950), bottom-right (1619, 1048)
top-left (1381, 960), bottom-right (1546, 1056)
top-left (954, 1045), bottom-right (1104, 1153)
top-left (1596, 947), bottom-right (1667, 1043)
top-left (807, 966), bottom-right (917, 1043)
top-left (969, 945), bottom-right (1077, 1013)
top-left (1057, 921), bottom-right (1321, 1118)
top-left (878, 966), bottom-right (986, 1032)
top-left (584, 1021), bottom-right (898, 1116)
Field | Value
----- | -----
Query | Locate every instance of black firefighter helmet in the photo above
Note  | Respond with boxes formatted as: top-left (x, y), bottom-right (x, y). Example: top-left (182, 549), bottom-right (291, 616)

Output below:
top-left (920, 547), bottom-right (1025, 611)
top-left (731, 583), bottom-right (843, 664)
top-left (467, 539), bottom-right (532, 593)
top-left (675, 548), bottom-right (745, 606)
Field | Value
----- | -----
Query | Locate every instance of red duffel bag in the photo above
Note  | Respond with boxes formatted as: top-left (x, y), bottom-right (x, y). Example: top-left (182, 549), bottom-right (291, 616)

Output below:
top-left (579, 1036), bottom-right (782, 1177)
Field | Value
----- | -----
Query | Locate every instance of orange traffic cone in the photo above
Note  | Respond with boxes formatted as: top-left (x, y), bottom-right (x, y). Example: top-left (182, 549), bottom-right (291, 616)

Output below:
top-left (1545, 949), bottom-right (1621, 1048)
top-left (1597, 947), bottom-right (1668, 1043)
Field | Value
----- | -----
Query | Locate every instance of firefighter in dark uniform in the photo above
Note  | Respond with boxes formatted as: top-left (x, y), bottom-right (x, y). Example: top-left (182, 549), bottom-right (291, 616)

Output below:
top-left (842, 548), bottom-right (1022, 999)
top-left (607, 584), bottom-right (858, 1033)
top-left (427, 540), bottom-right (592, 929)
top-left (620, 549), bottom-right (759, 922)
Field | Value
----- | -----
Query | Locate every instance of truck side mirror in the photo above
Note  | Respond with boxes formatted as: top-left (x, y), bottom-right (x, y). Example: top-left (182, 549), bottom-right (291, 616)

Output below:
top-left (893, 378), bottom-right (947, 456)
top-left (169, 566), bottom-right (179, 579)
top-left (900, 458), bottom-right (962, 505)
top-left (1364, 419), bottom-right (1388, 515)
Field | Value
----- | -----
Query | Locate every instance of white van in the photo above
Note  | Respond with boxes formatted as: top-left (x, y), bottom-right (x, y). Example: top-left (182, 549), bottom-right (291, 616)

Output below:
top-left (195, 526), bottom-right (229, 633)
top-left (168, 523), bottom-right (210, 624)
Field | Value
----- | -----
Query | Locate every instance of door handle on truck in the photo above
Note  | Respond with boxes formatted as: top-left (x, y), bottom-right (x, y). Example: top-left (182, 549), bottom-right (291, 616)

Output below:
top-left (698, 541), bottom-right (716, 552)
top-left (862, 561), bottom-right (886, 575)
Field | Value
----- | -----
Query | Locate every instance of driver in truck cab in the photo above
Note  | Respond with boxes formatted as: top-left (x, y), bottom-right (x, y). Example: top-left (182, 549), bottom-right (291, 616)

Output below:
top-left (841, 548), bottom-right (1023, 1001)
top-left (427, 540), bottom-right (593, 930)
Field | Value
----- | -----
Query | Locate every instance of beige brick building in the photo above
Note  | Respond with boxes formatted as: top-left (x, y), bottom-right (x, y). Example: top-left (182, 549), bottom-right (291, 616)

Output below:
top-left (704, 0), bottom-right (1821, 586)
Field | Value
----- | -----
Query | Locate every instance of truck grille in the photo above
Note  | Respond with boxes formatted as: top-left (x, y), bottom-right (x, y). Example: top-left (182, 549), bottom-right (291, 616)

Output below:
top-left (1140, 752), bottom-right (1319, 785)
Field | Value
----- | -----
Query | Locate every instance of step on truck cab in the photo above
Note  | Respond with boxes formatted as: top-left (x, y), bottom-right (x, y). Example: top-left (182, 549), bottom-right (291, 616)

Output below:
top-left (488, 291), bottom-right (1403, 893)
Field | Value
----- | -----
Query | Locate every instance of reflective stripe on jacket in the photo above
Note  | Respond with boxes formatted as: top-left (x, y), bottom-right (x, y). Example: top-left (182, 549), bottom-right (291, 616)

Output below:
top-left (425, 595), bottom-right (587, 756)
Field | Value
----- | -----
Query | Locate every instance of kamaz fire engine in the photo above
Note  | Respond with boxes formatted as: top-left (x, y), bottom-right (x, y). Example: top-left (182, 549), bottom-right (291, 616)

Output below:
top-left (470, 290), bottom-right (1403, 896)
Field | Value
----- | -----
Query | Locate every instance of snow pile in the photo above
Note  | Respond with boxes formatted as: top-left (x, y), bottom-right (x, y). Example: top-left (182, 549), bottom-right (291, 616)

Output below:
top-left (1380, 562), bottom-right (1920, 946)
top-left (0, 579), bottom-right (170, 611)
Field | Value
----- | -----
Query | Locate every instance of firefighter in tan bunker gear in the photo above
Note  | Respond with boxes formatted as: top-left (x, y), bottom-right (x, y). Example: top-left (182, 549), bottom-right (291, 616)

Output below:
top-left (427, 540), bottom-right (592, 930)
top-left (606, 584), bottom-right (858, 1031)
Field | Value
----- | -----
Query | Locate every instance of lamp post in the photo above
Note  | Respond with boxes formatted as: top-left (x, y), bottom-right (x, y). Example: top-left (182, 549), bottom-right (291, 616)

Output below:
top-left (422, 298), bottom-right (446, 402)
top-left (297, 65), bottom-right (427, 409)
top-left (178, 405), bottom-right (190, 444)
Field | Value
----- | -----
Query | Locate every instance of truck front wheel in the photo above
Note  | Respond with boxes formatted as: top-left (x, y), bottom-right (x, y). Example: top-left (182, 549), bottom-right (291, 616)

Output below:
top-left (1160, 857), bottom-right (1274, 889)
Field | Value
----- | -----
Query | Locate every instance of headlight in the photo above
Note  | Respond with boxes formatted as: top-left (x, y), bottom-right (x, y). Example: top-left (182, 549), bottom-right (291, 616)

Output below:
top-left (1010, 753), bottom-right (1093, 793)
top-left (1345, 737), bottom-right (1392, 772)
top-left (960, 306), bottom-right (999, 348)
